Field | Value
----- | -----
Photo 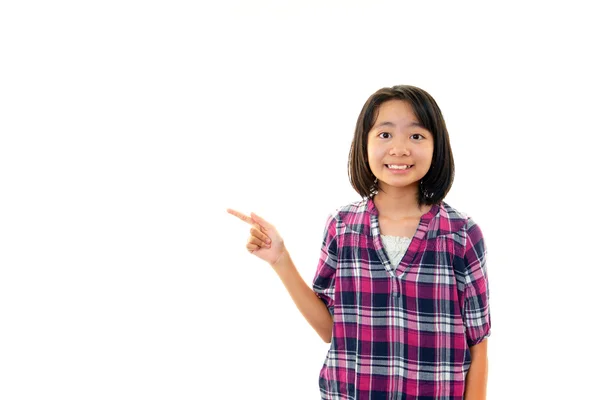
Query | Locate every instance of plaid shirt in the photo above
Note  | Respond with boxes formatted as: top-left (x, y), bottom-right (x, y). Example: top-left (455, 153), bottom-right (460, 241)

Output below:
top-left (312, 197), bottom-right (491, 400)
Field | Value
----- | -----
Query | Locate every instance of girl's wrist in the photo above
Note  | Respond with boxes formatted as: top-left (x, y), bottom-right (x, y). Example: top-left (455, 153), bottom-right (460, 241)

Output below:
top-left (270, 248), bottom-right (290, 271)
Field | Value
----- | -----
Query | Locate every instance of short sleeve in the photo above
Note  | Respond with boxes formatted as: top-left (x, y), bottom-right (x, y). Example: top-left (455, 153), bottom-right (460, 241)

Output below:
top-left (462, 220), bottom-right (491, 347)
top-left (312, 213), bottom-right (338, 316)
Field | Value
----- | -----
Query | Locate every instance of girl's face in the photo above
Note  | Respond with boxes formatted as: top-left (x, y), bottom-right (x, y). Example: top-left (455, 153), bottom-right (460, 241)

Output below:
top-left (367, 99), bottom-right (434, 194)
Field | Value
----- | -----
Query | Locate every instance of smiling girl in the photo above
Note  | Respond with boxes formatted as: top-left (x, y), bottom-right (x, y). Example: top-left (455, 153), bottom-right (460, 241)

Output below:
top-left (228, 85), bottom-right (491, 399)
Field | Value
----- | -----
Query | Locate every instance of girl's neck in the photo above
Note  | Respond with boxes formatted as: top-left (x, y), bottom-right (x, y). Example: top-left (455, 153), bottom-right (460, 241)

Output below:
top-left (373, 185), bottom-right (431, 219)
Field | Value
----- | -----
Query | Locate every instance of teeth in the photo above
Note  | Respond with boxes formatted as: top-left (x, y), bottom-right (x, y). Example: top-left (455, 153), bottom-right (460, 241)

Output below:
top-left (387, 164), bottom-right (411, 170)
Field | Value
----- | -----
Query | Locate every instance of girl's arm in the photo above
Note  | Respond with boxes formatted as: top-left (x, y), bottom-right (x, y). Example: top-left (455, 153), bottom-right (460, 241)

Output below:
top-left (461, 220), bottom-right (491, 399)
top-left (464, 339), bottom-right (488, 400)
top-left (227, 209), bottom-right (333, 343)
top-left (271, 249), bottom-right (334, 343)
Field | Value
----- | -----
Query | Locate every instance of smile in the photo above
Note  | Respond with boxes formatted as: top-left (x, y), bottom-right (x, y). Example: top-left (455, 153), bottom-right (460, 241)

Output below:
top-left (386, 164), bottom-right (413, 170)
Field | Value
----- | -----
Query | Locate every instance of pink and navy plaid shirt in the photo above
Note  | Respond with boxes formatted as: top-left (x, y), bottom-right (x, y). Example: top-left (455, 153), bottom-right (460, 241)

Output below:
top-left (312, 197), bottom-right (491, 400)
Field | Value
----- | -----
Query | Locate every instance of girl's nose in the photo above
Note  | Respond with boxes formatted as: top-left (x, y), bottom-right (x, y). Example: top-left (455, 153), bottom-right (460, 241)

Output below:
top-left (389, 142), bottom-right (410, 156)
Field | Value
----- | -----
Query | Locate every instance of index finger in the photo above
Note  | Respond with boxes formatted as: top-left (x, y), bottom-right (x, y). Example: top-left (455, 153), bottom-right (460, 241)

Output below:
top-left (226, 208), bottom-right (254, 225)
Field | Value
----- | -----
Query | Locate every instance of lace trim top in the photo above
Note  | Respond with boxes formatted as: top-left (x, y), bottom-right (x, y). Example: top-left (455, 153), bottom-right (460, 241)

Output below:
top-left (380, 235), bottom-right (411, 270)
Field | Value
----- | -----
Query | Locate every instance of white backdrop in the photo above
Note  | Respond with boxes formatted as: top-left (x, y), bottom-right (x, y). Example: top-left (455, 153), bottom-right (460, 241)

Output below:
top-left (1, 1), bottom-right (598, 399)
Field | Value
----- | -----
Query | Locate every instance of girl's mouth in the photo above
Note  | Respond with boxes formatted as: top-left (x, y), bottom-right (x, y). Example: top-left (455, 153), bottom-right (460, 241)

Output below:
top-left (386, 164), bottom-right (413, 170)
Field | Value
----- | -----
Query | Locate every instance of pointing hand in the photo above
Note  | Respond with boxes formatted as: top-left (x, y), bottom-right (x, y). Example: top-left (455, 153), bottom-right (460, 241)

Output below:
top-left (227, 208), bottom-right (285, 266)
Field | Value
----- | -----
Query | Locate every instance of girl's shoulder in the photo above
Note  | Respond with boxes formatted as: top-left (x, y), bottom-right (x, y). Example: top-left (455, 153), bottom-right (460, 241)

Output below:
top-left (325, 198), bottom-right (368, 219)
top-left (439, 201), bottom-right (470, 223)
top-left (323, 198), bottom-right (371, 235)
top-left (437, 201), bottom-right (482, 237)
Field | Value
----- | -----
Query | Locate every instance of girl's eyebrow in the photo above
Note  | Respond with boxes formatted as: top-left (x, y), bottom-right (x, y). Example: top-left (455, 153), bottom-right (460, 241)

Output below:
top-left (373, 121), bottom-right (425, 129)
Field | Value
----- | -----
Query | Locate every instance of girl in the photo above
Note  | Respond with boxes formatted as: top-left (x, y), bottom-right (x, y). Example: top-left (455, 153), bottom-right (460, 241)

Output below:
top-left (227, 85), bottom-right (490, 400)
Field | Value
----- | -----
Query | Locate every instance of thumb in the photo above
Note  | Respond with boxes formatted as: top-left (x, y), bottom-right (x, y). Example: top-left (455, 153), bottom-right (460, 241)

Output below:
top-left (250, 212), bottom-right (272, 230)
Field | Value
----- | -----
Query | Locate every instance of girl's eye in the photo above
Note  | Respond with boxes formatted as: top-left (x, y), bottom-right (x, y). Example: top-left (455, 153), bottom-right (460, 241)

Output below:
top-left (379, 132), bottom-right (391, 139)
top-left (411, 134), bottom-right (425, 140)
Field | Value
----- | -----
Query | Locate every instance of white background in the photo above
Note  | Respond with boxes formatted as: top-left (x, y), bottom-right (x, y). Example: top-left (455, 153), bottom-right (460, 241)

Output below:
top-left (1, 1), bottom-right (598, 399)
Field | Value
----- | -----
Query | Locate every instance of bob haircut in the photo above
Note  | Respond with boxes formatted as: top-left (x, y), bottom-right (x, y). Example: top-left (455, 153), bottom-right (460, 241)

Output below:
top-left (348, 85), bottom-right (454, 206)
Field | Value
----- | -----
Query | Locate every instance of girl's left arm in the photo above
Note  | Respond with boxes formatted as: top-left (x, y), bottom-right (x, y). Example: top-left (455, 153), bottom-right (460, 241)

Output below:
top-left (464, 339), bottom-right (488, 400)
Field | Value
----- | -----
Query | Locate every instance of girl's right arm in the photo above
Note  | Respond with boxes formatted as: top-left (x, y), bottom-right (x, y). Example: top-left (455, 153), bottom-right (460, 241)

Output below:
top-left (227, 209), bottom-right (333, 343)
top-left (270, 248), bottom-right (333, 343)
